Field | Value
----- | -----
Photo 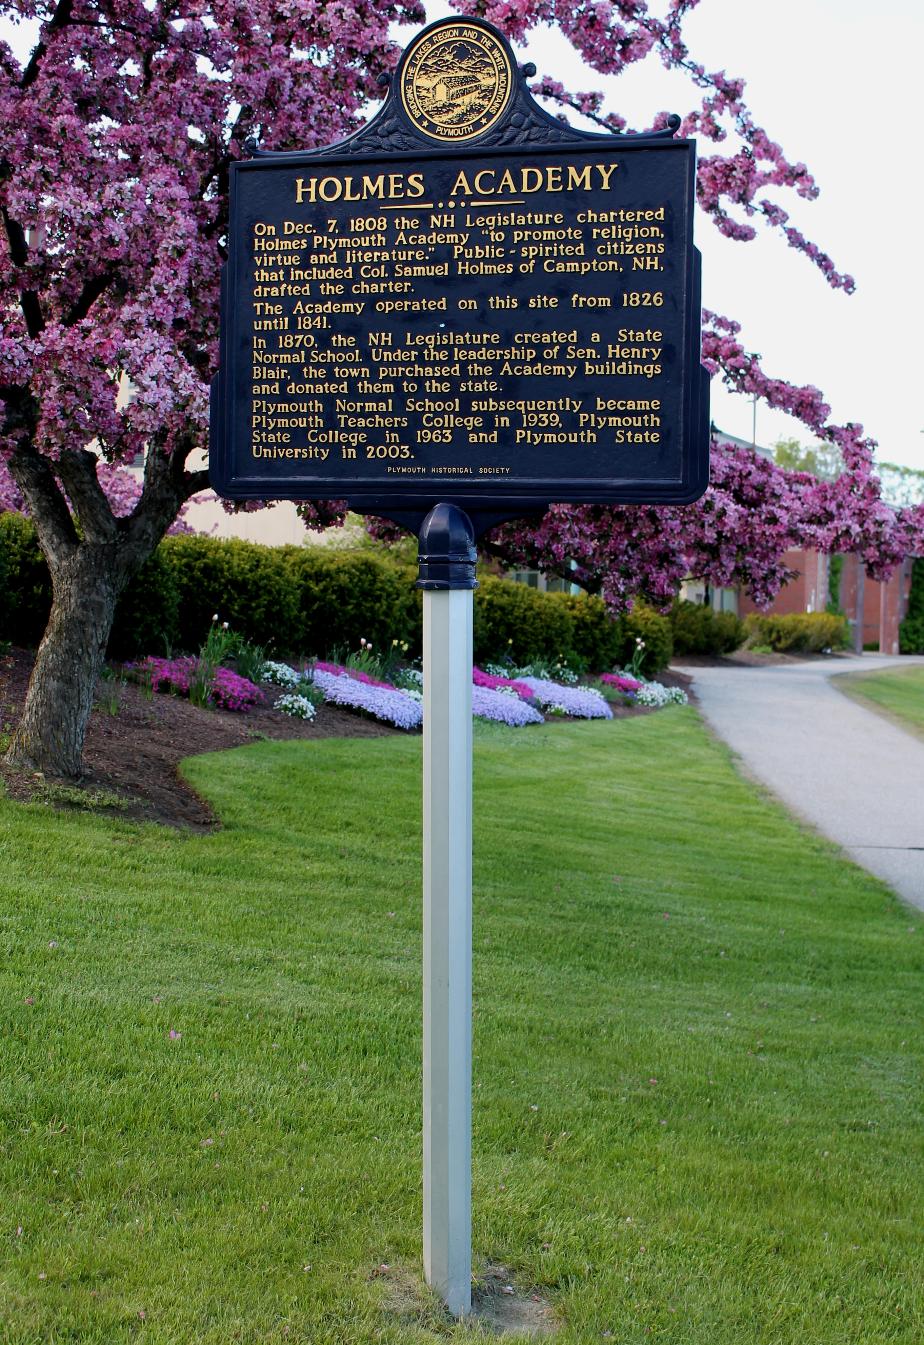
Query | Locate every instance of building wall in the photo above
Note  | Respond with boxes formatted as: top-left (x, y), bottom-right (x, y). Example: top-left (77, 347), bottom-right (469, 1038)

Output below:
top-left (739, 549), bottom-right (829, 619)
top-left (739, 551), bottom-right (912, 653)
top-left (840, 554), bottom-right (913, 654)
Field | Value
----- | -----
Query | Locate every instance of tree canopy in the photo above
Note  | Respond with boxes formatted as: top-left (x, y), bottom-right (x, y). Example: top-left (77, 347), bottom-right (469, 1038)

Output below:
top-left (1, 0), bottom-right (922, 773)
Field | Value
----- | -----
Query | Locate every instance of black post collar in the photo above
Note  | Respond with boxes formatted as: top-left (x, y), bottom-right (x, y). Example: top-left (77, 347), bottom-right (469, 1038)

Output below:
top-left (417, 503), bottom-right (478, 591)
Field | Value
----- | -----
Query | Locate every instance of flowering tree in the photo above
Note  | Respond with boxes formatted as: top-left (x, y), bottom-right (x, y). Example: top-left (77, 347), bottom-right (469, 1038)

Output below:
top-left (2, 0), bottom-right (922, 777)
top-left (0, 0), bottom-right (421, 775)
top-left (456, 0), bottom-right (924, 606)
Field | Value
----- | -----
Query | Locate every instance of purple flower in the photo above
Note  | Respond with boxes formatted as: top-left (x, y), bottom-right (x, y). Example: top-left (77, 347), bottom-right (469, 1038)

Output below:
top-left (472, 684), bottom-right (544, 726)
top-left (472, 666), bottom-right (536, 700)
top-left (313, 660), bottom-right (397, 690)
top-left (312, 668), bottom-right (422, 730)
top-left (518, 677), bottom-right (613, 719)
top-left (209, 666), bottom-right (263, 712)
top-left (126, 657), bottom-right (262, 712)
top-left (600, 673), bottom-right (642, 693)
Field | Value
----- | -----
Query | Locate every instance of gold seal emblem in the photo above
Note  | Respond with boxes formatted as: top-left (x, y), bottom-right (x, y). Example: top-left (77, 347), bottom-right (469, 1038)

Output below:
top-left (400, 22), bottom-right (513, 143)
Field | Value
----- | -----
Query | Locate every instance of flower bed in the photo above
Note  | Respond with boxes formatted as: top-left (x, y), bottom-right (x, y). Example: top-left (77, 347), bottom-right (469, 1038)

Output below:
top-left (599, 672), bottom-right (643, 694)
top-left (517, 676), bottom-right (612, 720)
top-left (274, 692), bottom-right (317, 721)
top-left (472, 666), bottom-right (536, 700)
top-left (262, 660), bottom-right (302, 687)
top-left (634, 679), bottom-right (688, 708)
top-left (128, 656), bottom-right (263, 712)
top-left (210, 666), bottom-right (266, 712)
top-left (311, 667), bottom-right (422, 730)
top-left (472, 684), bottom-right (544, 727)
top-left (313, 659), bottom-right (396, 690)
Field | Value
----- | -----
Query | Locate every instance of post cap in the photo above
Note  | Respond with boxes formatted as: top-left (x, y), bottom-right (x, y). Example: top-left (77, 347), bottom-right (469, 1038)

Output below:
top-left (417, 503), bottom-right (478, 591)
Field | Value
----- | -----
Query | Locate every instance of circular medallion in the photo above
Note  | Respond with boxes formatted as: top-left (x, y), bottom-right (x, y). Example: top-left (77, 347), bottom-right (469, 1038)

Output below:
top-left (400, 22), bottom-right (513, 143)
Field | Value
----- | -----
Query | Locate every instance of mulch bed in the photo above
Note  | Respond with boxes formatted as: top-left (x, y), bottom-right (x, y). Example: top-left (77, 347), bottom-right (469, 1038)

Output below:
top-left (0, 647), bottom-right (693, 831)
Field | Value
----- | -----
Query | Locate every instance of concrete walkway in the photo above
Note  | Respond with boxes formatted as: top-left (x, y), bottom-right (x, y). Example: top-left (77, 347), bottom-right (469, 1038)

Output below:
top-left (674, 654), bottom-right (924, 911)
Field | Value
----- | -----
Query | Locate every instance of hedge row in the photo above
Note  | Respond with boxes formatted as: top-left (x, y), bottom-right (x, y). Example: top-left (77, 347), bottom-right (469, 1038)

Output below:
top-left (668, 600), bottom-right (746, 655)
top-left (743, 611), bottom-right (850, 653)
top-left (0, 515), bottom-right (673, 673)
top-left (899, 558), bottom-right (924, 654)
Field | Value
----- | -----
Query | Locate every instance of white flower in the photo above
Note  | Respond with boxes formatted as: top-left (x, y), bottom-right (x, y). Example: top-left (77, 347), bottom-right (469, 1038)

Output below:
top-left (261, 660), bottom-right (300, 686)
top-left (275, 693), bottom-right (317, 721)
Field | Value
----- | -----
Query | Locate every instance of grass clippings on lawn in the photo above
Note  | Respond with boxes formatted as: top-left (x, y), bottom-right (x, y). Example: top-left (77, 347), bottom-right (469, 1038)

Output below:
top-left (0, 711), bottom-right (921, 1343)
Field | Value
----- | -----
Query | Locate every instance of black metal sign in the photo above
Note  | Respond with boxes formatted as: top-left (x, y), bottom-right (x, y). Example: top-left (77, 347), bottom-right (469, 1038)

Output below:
top-left (210, 17), bottom-right (709, 519)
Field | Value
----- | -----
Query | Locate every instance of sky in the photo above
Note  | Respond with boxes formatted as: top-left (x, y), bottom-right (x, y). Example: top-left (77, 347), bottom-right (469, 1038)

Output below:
top-left (416, 0), bottom-right (924, 469)
top-left (2, 0), bottom-right (921, 470)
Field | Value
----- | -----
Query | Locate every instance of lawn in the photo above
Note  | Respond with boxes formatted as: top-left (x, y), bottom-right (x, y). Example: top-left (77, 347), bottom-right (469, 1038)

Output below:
top-left (0, 711), bottom-right (921, 1344)
top-left (834, 665), bottom-right (924, 738)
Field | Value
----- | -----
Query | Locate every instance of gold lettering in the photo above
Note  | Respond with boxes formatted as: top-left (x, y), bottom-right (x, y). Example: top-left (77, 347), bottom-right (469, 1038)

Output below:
top-left (567, 165), bottom-right (593, 190)
top-left (451, 170), bottom-right (475, 196)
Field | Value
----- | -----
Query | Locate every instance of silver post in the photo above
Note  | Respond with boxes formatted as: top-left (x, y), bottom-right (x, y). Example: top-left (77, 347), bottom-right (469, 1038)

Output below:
top-left (418, 504), bottom-right (475, 1318)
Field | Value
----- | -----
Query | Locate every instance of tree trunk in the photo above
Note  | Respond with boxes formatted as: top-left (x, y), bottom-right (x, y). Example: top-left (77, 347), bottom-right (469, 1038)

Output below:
top-left (5, 545), bottom-right (123, 778)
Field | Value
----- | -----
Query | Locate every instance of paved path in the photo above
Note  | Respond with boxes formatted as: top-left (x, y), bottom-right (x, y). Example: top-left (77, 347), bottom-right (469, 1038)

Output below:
top-left (674, 654), bottom-right (924, 910)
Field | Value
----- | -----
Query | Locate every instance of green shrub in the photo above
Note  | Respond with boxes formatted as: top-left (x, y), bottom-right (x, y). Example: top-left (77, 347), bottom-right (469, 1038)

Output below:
top-left (669, 599), bottom-right (746, 656)
top-left (284, 548), bottom-right (421, 657)
top-left (619, 603), bottom-right (673, 674)
top-left (108, 548), bottom-right (181, 659)
top-left (899, 558), bottom-right (924, 654)
top-left (899, 616), bottom-right (924, 654)
top-left (826, 553), bottom-right (845, 616)
top-left (472, 576), bottom-right (631, 671)
top-left (555, 591), bottom-right (625, 670)
top-left (0, 513), bottom-right (51, 647)
top-left (474, 576), bottom-right (574, 666)
top-left (0, 517), bottom-right (649, 671)
top-left (160, 535), bottom-right (303, 652)
top-left (743, 611), bottom-right (849, 653)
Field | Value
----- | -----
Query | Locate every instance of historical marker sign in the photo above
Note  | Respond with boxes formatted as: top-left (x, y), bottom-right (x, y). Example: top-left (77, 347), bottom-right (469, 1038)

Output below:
top-left (209, 19), bottom-right (710, 1319)
top-left (210, 17), bottom-right (709, 518)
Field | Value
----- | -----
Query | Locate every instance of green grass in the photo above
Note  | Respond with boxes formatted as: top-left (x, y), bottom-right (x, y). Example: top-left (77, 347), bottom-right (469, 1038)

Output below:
top-left (834, 665), bottom-right (924, 738)
top-left (0, 711), bottom-right (921, 1344)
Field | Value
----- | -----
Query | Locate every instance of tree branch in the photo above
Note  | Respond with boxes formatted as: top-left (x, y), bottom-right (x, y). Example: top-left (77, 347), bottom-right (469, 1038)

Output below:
top-left (183, 468), bottom-right (210, 496)
top-left (21, 0), bottom-right (74, 90)
top-left (63, 272), bottom-right (115, 327)
top-left (56, 448), bottom-right (118, 543)
top-left (122, 437), bottom-right (192, 559)
top-left (6, 446), bottom-right (78, 568)
top-left (1, 208), bottom-right (45, 338)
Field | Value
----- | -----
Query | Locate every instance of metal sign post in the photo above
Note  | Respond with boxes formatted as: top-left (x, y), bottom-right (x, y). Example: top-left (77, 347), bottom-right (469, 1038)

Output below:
top-left (418, 504), bottom-right (477, 1315)
top-left (208, 13), bottom-right (711, 1321)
